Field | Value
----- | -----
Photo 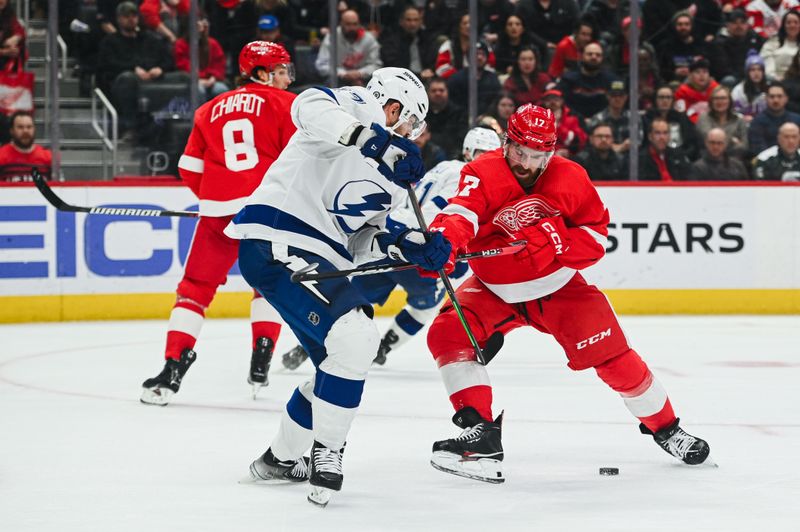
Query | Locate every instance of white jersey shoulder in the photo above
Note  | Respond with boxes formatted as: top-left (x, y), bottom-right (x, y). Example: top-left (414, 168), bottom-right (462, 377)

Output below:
top-left (291, 85), bottom-right (383, 145)
top-left (225, 85), bottom-right (407, 270)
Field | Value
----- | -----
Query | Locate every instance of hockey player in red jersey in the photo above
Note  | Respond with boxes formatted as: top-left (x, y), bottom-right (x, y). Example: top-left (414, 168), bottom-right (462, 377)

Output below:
top-left (425, 103), bottom-right (711, 483)
top-left (141, 41), bottom-right (297, 405)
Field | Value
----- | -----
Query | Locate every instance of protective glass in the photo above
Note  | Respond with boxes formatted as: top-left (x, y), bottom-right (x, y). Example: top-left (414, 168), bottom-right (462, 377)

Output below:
top-left (393, 112), bottom-right (427, 140)
top-left (504, 141), bottom-right (553, 171)
top-left (270, 63), bottom-right (296, 82)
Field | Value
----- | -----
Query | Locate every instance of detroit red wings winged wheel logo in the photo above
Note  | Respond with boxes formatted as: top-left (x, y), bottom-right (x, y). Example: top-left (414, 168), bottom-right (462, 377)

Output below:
top-left (492, 196), bottom-right (561, 237)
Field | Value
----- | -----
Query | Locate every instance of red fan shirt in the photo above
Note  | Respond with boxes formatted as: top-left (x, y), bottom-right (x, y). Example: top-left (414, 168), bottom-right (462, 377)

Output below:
top-left (0, 143), bottom-right (52, 182)
top-left (674, 80), bottom-right (719, 124)
top-left (177, 83), bottom-right (297, 216)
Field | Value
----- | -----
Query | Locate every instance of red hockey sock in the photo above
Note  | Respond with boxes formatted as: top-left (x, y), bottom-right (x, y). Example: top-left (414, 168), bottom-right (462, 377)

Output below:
top-left (449, 386), bottom-right (493, 423)
top-left (251, 322), bottom-right (282, 348)
top-left (595, 349), bottom-right (677, 433)
top-left (165, 300), bottom-right (205, 360)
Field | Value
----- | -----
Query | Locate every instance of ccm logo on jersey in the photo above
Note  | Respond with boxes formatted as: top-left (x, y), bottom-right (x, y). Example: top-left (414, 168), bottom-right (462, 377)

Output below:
top-left (540, 221), bottom-right (567, 254)
top-left (576, 328), bottom-right (612, 350)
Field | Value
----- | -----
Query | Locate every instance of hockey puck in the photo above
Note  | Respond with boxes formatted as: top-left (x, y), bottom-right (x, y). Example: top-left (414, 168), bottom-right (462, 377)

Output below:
top-left (599, 467), bottom-right (619, 476)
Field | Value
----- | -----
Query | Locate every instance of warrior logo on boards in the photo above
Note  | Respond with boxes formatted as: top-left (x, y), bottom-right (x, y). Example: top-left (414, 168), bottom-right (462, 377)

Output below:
top-left (327, 180), bottom-right (392, 234)
top-left (492, 196), bottom-right (561, 237)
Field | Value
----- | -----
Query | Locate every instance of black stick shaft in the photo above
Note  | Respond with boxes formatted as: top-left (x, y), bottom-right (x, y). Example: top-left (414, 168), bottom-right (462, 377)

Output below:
top-left (291, 241), bottom-right (525, 282)
top-left (405, 185), bottom-right (486, 365)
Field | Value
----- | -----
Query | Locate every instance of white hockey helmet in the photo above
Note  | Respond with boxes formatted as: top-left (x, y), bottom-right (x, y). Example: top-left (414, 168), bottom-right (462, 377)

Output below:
top-left (462, 127), bottom-right (502, 161)
top-left (367, 67), bottom-right (429, 140)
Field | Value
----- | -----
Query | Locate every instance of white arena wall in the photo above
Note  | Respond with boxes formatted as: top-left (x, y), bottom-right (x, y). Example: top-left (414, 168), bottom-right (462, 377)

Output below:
top-left (0, 181), bottom-right (797, 323)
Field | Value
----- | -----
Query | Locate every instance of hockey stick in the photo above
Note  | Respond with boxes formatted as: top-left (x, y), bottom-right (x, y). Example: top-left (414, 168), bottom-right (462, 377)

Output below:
top-left (32, 169), bottom-right (199, 218)
top-left (289, 241), bottom-right (526, 282)
top-left (404, 184), bottom-right (487, 365)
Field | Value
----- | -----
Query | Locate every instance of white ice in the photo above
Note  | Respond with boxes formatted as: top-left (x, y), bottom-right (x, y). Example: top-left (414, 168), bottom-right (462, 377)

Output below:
top-left (1, 316), bottom-right (798, 532)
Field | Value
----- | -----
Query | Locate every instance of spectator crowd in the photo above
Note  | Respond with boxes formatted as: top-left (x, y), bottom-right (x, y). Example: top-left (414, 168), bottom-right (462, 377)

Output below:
top-left (3, 0), bottom-right (800, 182)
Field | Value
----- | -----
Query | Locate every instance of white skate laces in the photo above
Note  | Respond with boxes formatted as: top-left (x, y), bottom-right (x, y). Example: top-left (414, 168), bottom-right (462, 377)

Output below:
top-left (313, 446), bottom-right (343, 475)
top-left (663, 429), bottom-right (697, 459)
top-left (289, 458), bottom-right (309, 478)
top-left (454, 424), bottom-right (485, 443)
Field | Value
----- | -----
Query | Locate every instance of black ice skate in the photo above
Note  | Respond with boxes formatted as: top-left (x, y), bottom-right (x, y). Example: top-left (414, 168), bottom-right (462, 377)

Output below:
top-left (248, 337), bottom-right (274, 399)
top-left (307, 441), bottom-right (345, 508)
top-left (244, 448), bottom-right (309, 483)
top-left (282, 344), bottom-right (309, 370)
top-left (430, 407), bottom-right (505, 484)
top-left (640, 418), bottom-right (712, 466)
top-left (140, 348), bottom-right (197, 406)
top-left (373, 329), bottom-right (398, 365)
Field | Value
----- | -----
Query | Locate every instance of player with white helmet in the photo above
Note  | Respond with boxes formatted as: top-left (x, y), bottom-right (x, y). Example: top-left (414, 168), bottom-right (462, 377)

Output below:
top-left (279, 126), bottom-right (502, 370)
top-left (424, 104), bottom-right (711, 483)
top-left (140, 41), bottom-right (296, 406)
top-left (225, 67), bottom-right (447, 506)
top-left (366, 67), bottom-right (429, 140)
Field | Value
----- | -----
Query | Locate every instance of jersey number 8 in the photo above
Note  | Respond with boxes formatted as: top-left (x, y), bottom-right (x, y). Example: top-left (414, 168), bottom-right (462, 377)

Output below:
top-left (222, 118), bottom-right (258, 171)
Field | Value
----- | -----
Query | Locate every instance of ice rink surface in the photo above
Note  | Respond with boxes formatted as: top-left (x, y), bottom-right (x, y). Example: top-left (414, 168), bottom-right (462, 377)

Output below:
top-left (1, 315), bottom-right (798, 532)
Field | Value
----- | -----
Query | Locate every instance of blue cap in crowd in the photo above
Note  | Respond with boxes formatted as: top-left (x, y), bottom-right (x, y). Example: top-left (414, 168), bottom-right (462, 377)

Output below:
top-left (258, 15), bottom-right (279, 31)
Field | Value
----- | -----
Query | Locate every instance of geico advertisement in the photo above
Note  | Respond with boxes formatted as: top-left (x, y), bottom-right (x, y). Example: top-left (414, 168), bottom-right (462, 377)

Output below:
top-left (0, 186), bottom-right (249, 296)
top-left (1, 185), bottom-right (798, 296)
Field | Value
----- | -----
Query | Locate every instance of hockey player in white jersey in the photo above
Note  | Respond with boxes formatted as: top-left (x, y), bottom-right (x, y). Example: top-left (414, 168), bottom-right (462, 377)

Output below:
top-left (224, 67), bottom-right (450, 507)
top-left (280, 126), bottom-right (503, 370)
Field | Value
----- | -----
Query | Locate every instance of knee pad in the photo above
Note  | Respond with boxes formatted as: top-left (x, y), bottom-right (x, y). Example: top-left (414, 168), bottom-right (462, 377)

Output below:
top-left (594, 349), bottom-right (649, 393)
top-left (428, 311), bottom-right (480, 368)
top-left (321, 308), bottom-right (380, 379)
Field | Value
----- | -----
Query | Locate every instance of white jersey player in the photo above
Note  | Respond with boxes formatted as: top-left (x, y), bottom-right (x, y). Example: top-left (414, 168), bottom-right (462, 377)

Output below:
top-left (279, 126), bottom-right (503, 369)
top-left (225, 67), bottom-right (451, 506)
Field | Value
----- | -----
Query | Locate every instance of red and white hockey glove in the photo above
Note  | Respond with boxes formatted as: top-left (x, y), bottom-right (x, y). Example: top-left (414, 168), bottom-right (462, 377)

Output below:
top-left (511, 224), bottom-right (556, 270)
top-left (534, 216), bottom-right (570, 257)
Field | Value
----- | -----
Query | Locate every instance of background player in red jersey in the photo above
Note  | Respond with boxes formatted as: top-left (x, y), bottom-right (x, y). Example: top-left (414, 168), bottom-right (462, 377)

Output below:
top-left (141, 41), bottom-right (297, 405)
top-left (424, 104), bottom-right (711, 483)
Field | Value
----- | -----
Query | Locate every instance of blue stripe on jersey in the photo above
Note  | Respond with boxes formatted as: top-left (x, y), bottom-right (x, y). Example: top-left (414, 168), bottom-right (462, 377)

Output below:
top-left (234, 204), bottom-right (353, 262)
top-left (395, 309), bottom-right (425, 335)
top-left (313, 86), bottom-right (339, 104)
top-left (431, 196), bottom-right (449, 210)
top-left (286, 386), bottom-right (313, 430)
top-left (313, 369), bottom-right (365, 409)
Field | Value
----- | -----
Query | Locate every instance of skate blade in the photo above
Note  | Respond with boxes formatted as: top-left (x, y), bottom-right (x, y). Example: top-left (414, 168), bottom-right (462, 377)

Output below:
top-left (692, 454), bottom-right (719, 468)
top-left (239, 473), bottom-right (290, 485)
top-left (307, 486), bottom-right (332, 507)
top-left (140, 387), bottom-right (173, 406)
top-left (247, 378), bottom-right (268, 400)
top-left (430, 451), bottom-right (505, 484)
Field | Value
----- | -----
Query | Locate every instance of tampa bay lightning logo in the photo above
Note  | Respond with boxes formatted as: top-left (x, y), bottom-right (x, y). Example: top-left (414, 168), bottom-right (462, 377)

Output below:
top-left (350, 91), bottom-right (366, 104)
top-left (327, 180), bottom-right (392, 234)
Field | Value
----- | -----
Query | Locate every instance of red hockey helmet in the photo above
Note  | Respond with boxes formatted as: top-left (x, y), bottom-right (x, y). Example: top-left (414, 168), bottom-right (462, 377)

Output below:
top-left (238, 40), bottom-right (293, 79)
top-left (506, 103), bottom-right (557, 152)
top-left (505, 103), bottom-right (557, 174)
